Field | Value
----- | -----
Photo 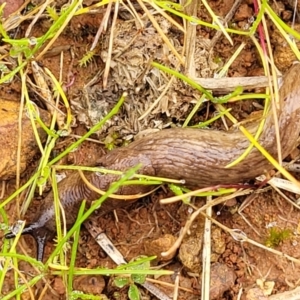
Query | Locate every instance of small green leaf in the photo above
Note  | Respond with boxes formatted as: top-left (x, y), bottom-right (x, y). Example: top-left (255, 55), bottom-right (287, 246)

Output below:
top-left (128, 256), bottom-right (150, 284)
top-left (265, 227), bottom-right (291, 248)
top-left (106, 143), bottom-right (115, 151)
top-left (169, 184), bottom-right (190, 203)
top-left (214, 86), bottom-right (243, 104)
top-left (46, 6), bottom-right (59, 21)
top-left (131, 273), bottom-right (146, 284)
top-left (169, 183), bottom-right (184, 196)
top-left (114, 277), bottom-right (129, 288)
top-left (128, 284), bottom-right (140, 300)
top-left (37, 166), bottom-right (51, 186)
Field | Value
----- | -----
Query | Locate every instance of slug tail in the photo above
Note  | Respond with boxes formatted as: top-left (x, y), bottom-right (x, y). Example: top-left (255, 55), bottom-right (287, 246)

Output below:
top-left (5, 223), bottom-right (49, 261)
top-left (34, 230), bottom-right (49, 262)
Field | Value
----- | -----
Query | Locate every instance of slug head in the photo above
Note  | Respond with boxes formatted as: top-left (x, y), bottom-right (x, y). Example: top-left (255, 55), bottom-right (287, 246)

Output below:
top-left (5, 222), bottom-right (51, 262)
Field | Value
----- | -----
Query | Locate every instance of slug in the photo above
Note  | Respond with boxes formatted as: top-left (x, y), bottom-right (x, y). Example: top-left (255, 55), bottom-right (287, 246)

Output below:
top-left (5, 63), bottom-right (300, 261)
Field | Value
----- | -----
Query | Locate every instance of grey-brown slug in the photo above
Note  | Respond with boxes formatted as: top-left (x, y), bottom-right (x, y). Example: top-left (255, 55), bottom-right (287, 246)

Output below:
top-left (5, 63), bottom-right (300, 261)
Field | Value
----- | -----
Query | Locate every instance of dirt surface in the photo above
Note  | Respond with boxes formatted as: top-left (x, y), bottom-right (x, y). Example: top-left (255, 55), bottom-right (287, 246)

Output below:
top-left (1, 0), bottom-right (300, 299)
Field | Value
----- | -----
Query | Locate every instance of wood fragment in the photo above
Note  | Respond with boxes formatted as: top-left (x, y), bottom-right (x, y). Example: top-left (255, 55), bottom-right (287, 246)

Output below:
top-left (193, 76), bottom-right (276, 92)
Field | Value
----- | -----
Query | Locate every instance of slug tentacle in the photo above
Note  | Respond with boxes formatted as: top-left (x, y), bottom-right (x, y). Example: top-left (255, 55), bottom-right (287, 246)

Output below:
top-left (5, 64), bottom-right (300, 261)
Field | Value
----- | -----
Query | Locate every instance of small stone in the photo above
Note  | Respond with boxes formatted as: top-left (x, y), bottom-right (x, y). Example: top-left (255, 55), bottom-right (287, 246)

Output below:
top-left (234, 4), bottom-right (253, 21)
top-left (210, 263), bottom-right (236, 299)
top-left (0, 100), bottom-right (50, 180)
top-left (246, 287), bottom-right (268, 300)
top-left (144, 234), bottom-right (177, 261)
top-left (0, 0), bottom-right (23, 18)
top-left (53, 277), bottom-right (65, 295)
top-left (73, 275), bottom-right (105, 295)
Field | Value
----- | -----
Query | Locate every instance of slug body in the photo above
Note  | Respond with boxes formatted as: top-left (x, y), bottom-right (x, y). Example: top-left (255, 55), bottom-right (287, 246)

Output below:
top-left (6, 64), bottom-right (300, 261)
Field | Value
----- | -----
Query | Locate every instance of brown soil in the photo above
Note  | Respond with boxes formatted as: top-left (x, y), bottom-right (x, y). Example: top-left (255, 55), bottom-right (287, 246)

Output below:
top-left (1, 0), bottom-right (300, 299)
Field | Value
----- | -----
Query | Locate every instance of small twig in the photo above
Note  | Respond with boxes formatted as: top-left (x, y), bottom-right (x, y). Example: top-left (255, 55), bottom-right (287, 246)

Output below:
top-left (90, 0), bottom-right (113, 51)
top-left (160, 185), bottom-right (253, 205)
top-left (182, 0), bottom-right (198, 77)
top-left (202, 195), bottom-right (212, 300)
top-left (36, 0), bottom-right (83, 60)
top-left (205, 216), bottom-right (300, 265)
top-left (209, 0), bottom-right (243, 50)
top-left (0, 181), bottom-right (6, 199)
top-left (25, 0), bottom-right (54, 37)
top-left (3, 0), bottom-right (33, 31)
top-left (17, 67), bottom-right (28, 217)
top-left (78, 169), bottom-right (160, 200)
top-left (136, 0), bottom-right (184, 64)
top-left (269, 286), bottom-right (300, 300)
top-left (124, 0), bottom-right (144, 29)
top-left (138, 75), bottom-right (175, 121)
top-left (84, 218), bottom-right (172, 300)
top-left (256, 175), bottom-right (300, 210)
top-left (261, 9), bottom-right (283, 166)
top-left (9, 264), bottom-right (35, 300)
top-left (119, 209), bottom-right (143, 225)
top-left (68, 134), bottom-right (104, 144)
top-left (147, 277), bottom-right (196, 294)
top-left (103, 0), bottom-right (119, 88)
top-left (238, 193), bottom-right (262, 236)
top-left (173, 271), bottom-right (180, 300)
top-left (147, 1), bottom-right (184, 32)
top-left (161, 189), bottom-right (252, 258)
top-left (31, 61), bottom-right (65, 130)
top-left (192, 75), bottom-right (277, 92)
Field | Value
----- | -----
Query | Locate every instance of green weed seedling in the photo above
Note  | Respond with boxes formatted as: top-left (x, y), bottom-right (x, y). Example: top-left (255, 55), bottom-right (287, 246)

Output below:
top-left (265, 227), bottom-right (291, 248)
top-left (114, 256), bottom-right (155, 300)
